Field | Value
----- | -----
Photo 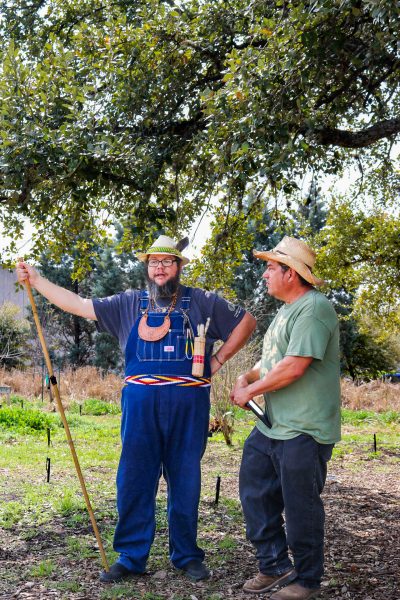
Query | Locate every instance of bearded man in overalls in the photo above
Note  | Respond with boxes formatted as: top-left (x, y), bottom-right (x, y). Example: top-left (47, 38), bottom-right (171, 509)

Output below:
top-left (16, 236), bottom-right (256, 583)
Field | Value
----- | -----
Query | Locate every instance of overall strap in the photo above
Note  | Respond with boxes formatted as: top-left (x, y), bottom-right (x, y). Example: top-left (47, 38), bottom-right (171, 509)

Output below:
top-left (180, 286), bottom-right (192, 311)
top-left (180, 287), bottom-right (194, 340)
top-left (139, 290), bottom-right (149, 313)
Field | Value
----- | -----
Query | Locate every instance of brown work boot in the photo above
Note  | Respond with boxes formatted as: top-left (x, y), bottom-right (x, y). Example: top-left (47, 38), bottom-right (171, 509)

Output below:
top-left (243, 569), bottom-right (296, 593)
top-left (270, 582), bottom-right (320, 599)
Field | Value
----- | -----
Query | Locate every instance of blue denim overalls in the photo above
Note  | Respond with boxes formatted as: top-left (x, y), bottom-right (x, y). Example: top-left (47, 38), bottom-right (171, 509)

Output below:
top-left (114, 288), bottom-right (211, 573)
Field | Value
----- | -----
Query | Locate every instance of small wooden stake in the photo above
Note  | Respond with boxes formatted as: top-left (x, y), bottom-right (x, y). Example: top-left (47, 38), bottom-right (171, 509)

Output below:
top-left (373, 433), bottom-right (377, 452)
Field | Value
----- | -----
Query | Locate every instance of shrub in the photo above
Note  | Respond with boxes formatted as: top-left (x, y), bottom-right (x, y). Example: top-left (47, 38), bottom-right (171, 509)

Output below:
top-left (0, 405), bottom-right (56, 434)
top-left (71, 398), bottom-right (121, 416)
top-left (210, 341), bottom-right (259, 445)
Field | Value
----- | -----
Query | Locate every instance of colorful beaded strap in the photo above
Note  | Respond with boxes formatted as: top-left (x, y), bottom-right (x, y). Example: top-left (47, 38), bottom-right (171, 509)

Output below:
top-left (124, 374), bottom-right (211, 387)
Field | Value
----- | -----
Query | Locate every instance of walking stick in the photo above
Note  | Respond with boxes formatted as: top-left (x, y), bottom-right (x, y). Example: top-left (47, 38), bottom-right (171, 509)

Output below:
top-left (21, 265), bottom-right (109, 572)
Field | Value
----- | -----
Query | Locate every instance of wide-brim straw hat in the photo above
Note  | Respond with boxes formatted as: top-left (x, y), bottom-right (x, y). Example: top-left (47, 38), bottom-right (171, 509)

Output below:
top-left (253, 236), bottom-right (325, 286)
top-left (137, 235), bottom-right (190, 266)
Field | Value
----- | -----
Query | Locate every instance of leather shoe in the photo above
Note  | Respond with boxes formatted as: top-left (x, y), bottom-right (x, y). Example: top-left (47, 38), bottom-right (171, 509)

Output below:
top-left (100, 562), bottom-right (134, 584)
top-left (243, 569), bottom-right (296, 593)
top-left (270, 582), bottom-right (320, 599)
top-left (181, 560), bottom-right (210, 581)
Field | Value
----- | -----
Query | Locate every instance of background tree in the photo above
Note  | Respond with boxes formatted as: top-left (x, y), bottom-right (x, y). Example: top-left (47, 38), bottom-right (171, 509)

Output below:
top-left (331, 290), bottom-right (400, 380)
top-left (0, 0), bottom-right (398, 283)
top-left (91, 237), bottom-right (146, 372)
top-left (0, 302), bottom-right (30, 368)
top-left (33, 231), bottom-right (146, 371)
top-left (314, 200), bottom-right (400, 329)
top-left (228, 183), bottom-right (399, 378)
top-left (35, 251), bottom-right (97, 368)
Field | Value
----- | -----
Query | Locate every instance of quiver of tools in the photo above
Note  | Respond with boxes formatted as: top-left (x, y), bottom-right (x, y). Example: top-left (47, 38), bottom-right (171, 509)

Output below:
top-left (192, 336), bottom-right (206, 377)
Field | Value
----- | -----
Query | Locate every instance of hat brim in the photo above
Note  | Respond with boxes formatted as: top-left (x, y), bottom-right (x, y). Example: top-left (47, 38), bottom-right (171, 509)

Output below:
top-left (253, 249), bottom-right (325, 286)
top-left (137, 251), bottom-right (190, 266)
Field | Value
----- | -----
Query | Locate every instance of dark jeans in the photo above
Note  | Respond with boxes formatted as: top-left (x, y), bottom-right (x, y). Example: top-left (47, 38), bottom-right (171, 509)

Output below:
top-left (239, 428), bottom-right (333, 589)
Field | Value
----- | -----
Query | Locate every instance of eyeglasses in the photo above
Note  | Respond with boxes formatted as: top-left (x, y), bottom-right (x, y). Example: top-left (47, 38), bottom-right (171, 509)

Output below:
top-left (148, 258), bottom-right (177, 268)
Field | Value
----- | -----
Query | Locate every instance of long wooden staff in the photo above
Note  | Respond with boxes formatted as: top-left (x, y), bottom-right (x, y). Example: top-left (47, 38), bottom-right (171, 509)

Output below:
top-left (21, 266), bottom-right (109, 572)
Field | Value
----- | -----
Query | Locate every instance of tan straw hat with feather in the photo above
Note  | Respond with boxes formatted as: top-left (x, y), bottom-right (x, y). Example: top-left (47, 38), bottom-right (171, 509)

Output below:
top-left (137, 235), bottom-right (190, 266)
top-left (253, 236), bottom-right (324, 286)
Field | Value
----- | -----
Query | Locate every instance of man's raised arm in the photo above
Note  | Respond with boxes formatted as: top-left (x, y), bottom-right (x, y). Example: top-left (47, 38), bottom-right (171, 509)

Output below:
top-left (16, 261), bottom-right (97, 320)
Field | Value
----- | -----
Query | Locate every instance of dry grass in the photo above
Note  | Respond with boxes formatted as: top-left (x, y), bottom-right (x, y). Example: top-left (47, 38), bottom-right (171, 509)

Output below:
top-left (0, 366), bottom-right (122, 407)
top-left (0, 364), bottom-right (399, 412)
top-left (341, 378), bottom-right (400, 412)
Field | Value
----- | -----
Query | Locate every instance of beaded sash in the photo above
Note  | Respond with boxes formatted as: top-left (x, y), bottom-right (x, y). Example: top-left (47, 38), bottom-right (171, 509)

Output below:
top-left (125, 374), bottom-right (211, 387)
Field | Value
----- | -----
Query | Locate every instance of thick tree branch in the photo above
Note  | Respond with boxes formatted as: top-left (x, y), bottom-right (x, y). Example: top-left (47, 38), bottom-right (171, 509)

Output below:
top-left (308, 118), bottom-right (400, 148)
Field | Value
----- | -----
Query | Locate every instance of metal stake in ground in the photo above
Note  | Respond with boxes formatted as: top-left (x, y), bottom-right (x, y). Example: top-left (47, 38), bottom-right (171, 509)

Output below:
top-left (215, 475), bottom-right (221, 505)
top-left (22, 269), bottom-right (109, 572)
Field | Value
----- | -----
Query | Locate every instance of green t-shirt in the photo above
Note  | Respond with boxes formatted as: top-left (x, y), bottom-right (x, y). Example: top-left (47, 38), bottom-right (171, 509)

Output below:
top-left (257, 289), bottom-right (341, 444)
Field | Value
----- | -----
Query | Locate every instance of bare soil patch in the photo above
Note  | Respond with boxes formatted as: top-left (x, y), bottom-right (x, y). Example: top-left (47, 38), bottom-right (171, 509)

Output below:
top-left (1, 437), bottom-right (399, 600)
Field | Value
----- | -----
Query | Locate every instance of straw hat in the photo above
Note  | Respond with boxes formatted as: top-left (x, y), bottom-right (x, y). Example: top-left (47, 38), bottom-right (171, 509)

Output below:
top-left (253, 236), bottom-right (324, 286)
top-left (137, 235), bottom-right (190, 266)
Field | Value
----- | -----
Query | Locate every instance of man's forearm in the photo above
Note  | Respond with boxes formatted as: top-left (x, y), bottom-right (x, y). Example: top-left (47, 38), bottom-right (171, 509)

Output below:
top-left (215, 313), bottom-right (256, 364)
top-left (247, 356), bottom-right (313, 398)
top-left (33, 275), bottom-right (96, 320)
top-left (238, 360), bottom-right (261, 385)
top-left (232, 355), bottom-right (313, 407)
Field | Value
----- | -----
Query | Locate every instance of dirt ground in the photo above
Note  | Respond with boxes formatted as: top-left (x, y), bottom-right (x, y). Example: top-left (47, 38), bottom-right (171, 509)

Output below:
top-left (1, 440), bottom-right (399, 600)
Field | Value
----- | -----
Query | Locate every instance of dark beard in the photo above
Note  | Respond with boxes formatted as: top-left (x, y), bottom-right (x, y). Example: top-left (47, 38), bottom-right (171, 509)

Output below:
top-left (146, 272), bottom-right (181, 299)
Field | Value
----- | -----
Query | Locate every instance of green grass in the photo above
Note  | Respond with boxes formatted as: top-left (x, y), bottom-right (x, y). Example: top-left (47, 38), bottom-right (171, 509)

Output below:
top-left (0, 396), bottom-right (398, 599)
top-left (99, 588), bottom-right (135, 599)
top-left (70, 398), bottom-right (121, 416)
top-left (0, 500), bottom-right (24, 528)
top-left (217, 536), bottom-right (237, 549)
top-left (30, 559), bottom-right (56, 578)
top-left (0, 398), bottom-right (398, 555)
top-left (56, 489), bottom-right (88, 516)
top-left (67, 535), bottom-right (99, 559)
top-left (0, 404), bottom-right (120, 537)
top-left (341, 408), bottom-right (400, 425)
top-left (53, 580), bottom-right (83, 593)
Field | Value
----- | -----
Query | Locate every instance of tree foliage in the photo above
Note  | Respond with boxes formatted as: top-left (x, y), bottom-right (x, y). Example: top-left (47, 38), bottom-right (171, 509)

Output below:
top-left (0, 0), bottom-right (399, 279)
top-left (230, 193), bottom-right (400, 377)
top-left (0, 302), bottom-right (30, 368)
top-left (314, 200), bottom-right (400, 329)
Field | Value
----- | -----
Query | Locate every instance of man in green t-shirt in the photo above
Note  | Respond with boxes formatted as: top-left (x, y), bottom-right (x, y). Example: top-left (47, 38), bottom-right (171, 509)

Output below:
top-left (231, 236), bottom-right (341, 600)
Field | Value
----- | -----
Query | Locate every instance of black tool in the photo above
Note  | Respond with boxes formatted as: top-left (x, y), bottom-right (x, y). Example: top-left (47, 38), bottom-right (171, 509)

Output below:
top-left (246, 399), bottom-right (272, 428)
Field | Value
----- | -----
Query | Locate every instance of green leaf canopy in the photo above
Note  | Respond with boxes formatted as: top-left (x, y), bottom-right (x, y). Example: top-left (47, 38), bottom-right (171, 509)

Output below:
top-left (0, 0), bottom-right (399, 279)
